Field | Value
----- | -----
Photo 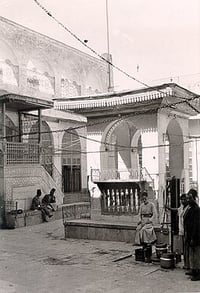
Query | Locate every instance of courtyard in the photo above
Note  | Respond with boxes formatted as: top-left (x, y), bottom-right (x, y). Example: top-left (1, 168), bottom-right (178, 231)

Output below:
top-left (0, 220), bottom-right (199, 293)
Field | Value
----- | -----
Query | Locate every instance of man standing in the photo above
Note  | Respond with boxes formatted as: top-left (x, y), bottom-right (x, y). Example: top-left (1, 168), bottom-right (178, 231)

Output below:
top-left (184, 188), bottom-right (200, 281)
top-left (166, 193), bottom-right (189, 269)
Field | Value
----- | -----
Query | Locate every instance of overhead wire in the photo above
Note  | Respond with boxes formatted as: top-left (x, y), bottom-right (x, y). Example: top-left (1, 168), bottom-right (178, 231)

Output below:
top-left (1, 1), bottom-right (200, 149)
top-left (32, 0), bottom-right (200, 116)
top-left (42, 137), bottom-right (200, 156)
top-left (32, 0), bottom-right (200, 118)
top-left (1, 92), bottom-right (200, 151)
top-left (32, 0), bottom-right (152, 89)
top-left (32, 0), bottom-right (181, 100)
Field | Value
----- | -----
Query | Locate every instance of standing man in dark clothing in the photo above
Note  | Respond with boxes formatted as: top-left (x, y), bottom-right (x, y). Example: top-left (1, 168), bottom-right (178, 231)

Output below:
top-left (166, 193), bottom-right (189, 269)
top-left (184, 188), bottom-right (200, 281)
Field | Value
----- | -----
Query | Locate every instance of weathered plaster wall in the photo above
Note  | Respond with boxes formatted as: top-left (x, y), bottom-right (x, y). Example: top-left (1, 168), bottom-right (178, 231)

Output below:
top-left (0, 16), bottom-right (108, 100)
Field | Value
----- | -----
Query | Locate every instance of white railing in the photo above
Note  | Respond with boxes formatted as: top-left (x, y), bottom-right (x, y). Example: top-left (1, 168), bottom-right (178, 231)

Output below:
top-left (91, 168), bottom-right (141, 182)
top-left (6, 142), bottom-right (40, 164)
top-left (91, 167), bottom-right (155, 186)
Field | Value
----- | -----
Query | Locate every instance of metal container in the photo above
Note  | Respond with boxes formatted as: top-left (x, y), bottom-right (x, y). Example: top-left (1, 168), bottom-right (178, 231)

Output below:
top-left (135, 248), bottom-right (145, 262)
top-left (156, 243), bottom-right (168, 258)
top-left (160, 253), bottom-right (175, 269)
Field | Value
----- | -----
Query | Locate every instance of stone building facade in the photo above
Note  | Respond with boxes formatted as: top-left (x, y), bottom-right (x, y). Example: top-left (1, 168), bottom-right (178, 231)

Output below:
top-left (0, 16), bottom-right (108, 225)
top-left (55, 83), bottom-right (200, 220)
top-left (0, 16), bottom-right (108, 100)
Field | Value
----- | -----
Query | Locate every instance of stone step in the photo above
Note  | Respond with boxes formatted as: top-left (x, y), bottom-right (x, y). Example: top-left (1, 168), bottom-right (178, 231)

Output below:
top-left (63, 219), bottom-right (169, 244)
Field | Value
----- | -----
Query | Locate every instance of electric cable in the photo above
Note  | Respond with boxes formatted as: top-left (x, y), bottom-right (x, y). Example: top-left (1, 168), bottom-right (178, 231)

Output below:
top-left (32, 0), bottom-right (172, 94)
top-left (1, 91), bottom-right (199, 145)
top-left (32, 0), bottom-right (200, 117)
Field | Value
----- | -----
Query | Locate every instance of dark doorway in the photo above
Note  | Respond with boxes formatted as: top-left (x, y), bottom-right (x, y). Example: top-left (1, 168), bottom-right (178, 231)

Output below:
top-left (62, 129), bottom-right (81, 193)
top-left (63, 165), bottom-right (81, 193)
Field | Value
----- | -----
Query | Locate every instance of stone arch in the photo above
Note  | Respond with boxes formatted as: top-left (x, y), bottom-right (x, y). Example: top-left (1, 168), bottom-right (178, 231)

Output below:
top-left (61, 129), bottom-right (81, 193)
top-left (0, 39), bottom-right (19, 86)
top-left (101, 119), bottom-right (139, 171)
top-left (166, 118), bottom-right (184, 179)
top-left (131, 129), bottom-right (142, 171)
top-left (101, 119), bottom-right (122, 170)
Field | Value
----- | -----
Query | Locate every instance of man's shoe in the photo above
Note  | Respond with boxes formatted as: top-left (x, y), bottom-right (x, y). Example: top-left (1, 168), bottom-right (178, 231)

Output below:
top-left (191, 275), bottom-right (200, 281)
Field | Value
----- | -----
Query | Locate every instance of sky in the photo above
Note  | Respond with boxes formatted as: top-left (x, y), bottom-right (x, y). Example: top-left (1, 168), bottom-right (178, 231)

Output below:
top-left (1, 0), bottom-right (200, 91)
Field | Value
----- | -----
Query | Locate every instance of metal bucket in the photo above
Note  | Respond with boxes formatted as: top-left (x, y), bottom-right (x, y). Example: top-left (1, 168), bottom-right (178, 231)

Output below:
top-left (135, 248), bottom-right (145, 262)
top-left (160, 253), bottom-right (175, 269)
top-left (156, 243), bottom-right (168, 258)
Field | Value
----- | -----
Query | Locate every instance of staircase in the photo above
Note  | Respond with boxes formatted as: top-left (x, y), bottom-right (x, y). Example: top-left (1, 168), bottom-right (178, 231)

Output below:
top-left (4, 164), bottom-right (64, 211)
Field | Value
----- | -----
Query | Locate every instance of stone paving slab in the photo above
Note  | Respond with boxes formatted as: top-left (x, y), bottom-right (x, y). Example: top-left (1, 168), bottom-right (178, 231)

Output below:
top-left (0, 220), bottom-right (200, 293)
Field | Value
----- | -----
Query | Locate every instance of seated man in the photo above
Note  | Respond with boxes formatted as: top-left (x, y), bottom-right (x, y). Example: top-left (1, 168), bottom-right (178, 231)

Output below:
top-left (42, 188), bottom-right (56, 215)
top-left (31, 189), bottom-right (42, 211)
top-left (135, 191), bottom-right (157, 246)
top-left (49, 188), bottom-right (56, 204)
top-left (31, 189), bottom-right (51, 222)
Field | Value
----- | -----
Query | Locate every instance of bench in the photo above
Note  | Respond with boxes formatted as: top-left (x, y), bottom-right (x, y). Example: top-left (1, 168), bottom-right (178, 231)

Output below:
top-left (5, 205), bottom-right (62, 229)
top-left (5, 202), bottom-right (91, 229)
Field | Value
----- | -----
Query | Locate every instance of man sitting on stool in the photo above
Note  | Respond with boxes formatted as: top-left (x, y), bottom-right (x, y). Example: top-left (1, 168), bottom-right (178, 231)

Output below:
top-left (135, 191), bottom-right (157, 247)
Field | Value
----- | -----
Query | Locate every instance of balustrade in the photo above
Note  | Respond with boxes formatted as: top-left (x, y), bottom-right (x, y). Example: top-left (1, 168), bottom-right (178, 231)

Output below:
top-left (97, 182), bottom-right (140, 215)
top-left (6, 142), bottom-right (40, 164)
top-left (91, 168), bottom-right (140, 182)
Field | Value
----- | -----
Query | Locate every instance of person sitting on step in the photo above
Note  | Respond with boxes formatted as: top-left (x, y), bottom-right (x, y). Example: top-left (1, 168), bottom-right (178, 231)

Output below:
top-left (30, 189), bottom-right (51, 222)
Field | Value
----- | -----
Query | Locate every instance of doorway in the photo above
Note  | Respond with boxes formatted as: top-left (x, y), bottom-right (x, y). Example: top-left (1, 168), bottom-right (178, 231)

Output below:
top-left (62, 129), bottom-right (81, 193)
top-left (62, 165), bottom-right (81, 193)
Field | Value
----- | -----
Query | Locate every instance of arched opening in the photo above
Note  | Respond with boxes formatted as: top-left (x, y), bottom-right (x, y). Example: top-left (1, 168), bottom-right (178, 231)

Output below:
top-left (101, 119), bottom-right (141, 180)
top-left (62, 130), bottom-right (81, 193)
top-left (131, 130), bottom-right (142, 172)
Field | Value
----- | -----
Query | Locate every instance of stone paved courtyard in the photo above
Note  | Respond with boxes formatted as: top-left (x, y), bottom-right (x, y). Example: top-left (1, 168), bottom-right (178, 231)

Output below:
top-left (0, 220), bottom-right (200, 293)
